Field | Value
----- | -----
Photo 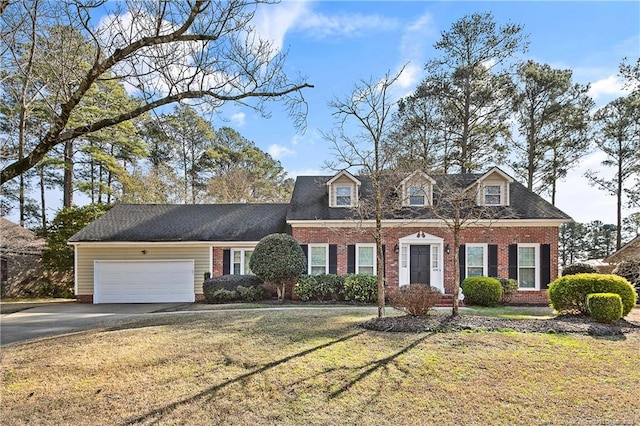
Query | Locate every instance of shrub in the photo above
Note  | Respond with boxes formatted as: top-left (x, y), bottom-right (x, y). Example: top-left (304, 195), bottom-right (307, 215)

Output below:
top-left (249, 233), bottom-right (307, 301)
top-left (203, 275), bottom-right (266, 303)
top-left (587, 293), bottom-right (623, 324)
top-left (389, 284), bottom-right (442, 316)
top-left (561, 262), bottom-right (597, 276)
top-left (461, 277), bottom-right (503, 306)
top-left (236, 285), bottom-right (268, 302)
top-left (548, 273), bottom-right (637, 316)
top-left (498, 277), bottom-right (518, 304)
top-left (207, 288), bottom-right (237, 303)
top-left (343, 274), bottom-right (377, 303)
top-left (613, 259), bottom-right (640, 302)
top-left (294, 274), bottom-right (345, 301)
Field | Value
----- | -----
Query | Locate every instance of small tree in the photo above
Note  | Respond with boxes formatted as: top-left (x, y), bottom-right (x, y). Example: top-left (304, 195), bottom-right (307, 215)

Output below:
top-left (249, 233), bottom-right (306, 301)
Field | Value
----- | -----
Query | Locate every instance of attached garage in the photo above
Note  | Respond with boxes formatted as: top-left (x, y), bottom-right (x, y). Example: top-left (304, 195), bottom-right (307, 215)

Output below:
top-left (94, 260), bottom-right (195, 304)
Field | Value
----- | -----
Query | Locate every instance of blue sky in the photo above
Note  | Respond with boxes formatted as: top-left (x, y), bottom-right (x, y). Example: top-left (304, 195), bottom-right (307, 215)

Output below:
top-left (214, 0), bottom-right (639, 225)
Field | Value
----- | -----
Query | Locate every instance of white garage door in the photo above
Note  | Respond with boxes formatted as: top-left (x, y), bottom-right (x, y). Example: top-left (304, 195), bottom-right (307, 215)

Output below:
top-left (94, 260), bottom-right (195, 304)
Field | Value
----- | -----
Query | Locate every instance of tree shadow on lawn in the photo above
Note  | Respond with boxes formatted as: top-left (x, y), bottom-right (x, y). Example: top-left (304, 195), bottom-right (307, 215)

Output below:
top-left (121, 330), bottom-right (366, 425)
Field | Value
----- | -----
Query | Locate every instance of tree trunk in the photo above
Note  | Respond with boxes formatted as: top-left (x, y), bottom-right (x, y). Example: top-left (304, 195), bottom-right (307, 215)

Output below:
top-left (39, 166), bottom-right (47, 234)
top-left (63, 140), bottom-right (74, 207)
top-left (616, 145), bottom-right (623, 250)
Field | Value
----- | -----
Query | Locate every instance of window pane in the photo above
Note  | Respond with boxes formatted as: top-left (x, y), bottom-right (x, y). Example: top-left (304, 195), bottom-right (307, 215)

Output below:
top-left (336, 186), bottom-right (351, 206)
top-left (233, 251), bottom-right (241, 263)
top-left (359, 246), bottom-right (374, 266)
top-left (468, 267), bottom-right (484, 277)
top-left (467, 246), bottom-right (484, 267)
top-left (519, 247), bottom-right (535, 267)
top-left (431, 249), bottom-right (438, 269)
top-left (359, 266), bottom-right (374, 275)
top-left (244, 250), bottom-right (253, 275)
top-left (233, 264), bottom-right (241, 275)
top-left (519, 268), bottom-right (535, 288)
top-left (310, 246), bottom-right (327, 275)
top-left (484, 185), bottom-right (501, 205)
top-left (408, 186), bottom-right (426, 205)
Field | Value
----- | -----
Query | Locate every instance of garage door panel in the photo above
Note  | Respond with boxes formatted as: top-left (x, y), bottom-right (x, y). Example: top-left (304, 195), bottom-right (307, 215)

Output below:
top-left (94, 260), bottom-right (195, 304)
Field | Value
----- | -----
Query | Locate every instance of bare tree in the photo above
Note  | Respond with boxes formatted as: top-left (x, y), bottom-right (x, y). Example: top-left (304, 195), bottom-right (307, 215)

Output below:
top-left (1, 0), bottom-right (312, 184)
top-left (323, 68), bottom-right (407, 318)
top-left (430, 174), bottom-right (514, 316)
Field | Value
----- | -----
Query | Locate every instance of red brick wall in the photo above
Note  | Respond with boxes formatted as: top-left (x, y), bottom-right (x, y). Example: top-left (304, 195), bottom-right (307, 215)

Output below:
top-left (292, 224), bottom-right (559, 305)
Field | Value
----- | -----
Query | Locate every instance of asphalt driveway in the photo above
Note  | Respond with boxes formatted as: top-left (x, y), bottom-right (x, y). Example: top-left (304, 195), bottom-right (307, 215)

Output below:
top-left (0, 303), bottom-right (186, 345)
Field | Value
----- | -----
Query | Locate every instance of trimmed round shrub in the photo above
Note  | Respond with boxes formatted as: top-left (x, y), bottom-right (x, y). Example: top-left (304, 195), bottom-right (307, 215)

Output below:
top-left (461, 277), bottom-right (503, 306)
top-left (561, 262), bottom-right (597, 276)
top-left (389, 284), bottom-right (442, 316)
top-left (498, 277), bottom-right (518, 304)
top-left (204, 275), bottom-right (263, 292)
top-left (343, 274), bottom-right (377, 303)
top-left (613, 259), bottom-right (640, 302)
top-left (206, 288), bottom-right (237, 303)
top-left (236, 285), bottom-right (268, 302)
top-left (249, 233), bottom-right (307, 300)
top-left (203, 275), bottom-right (268, 303)
top-left (548, 273), bottom-right (637, 316)
top-left (587, 293), bottom-right (623, 324)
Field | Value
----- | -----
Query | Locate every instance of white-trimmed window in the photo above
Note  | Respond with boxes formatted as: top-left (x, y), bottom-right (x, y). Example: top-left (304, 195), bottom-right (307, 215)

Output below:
top-left (356, 244), bottom-right (376, 275)
top-left (466, 244), bottom-right (487, 277)
top-left (484, 185), bottom-right (502, 205)
top-left (518, 244), bottom-right (539, 289)
top-left (335, 185), bottom-right (352, 207)
top-left (231, 249), bottom-right (253, 275)
top-left (408, 185), bottom-right (427, 206)
top-left (309, 244), bottom-right (329, 275)
top-left (431, 247), bottom-right (439, 270)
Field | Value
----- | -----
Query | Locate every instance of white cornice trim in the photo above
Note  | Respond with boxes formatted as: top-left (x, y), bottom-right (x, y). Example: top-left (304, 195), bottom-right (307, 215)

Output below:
top-left (287, 218), bottom-right (570, 228)
top-left (69, 241), bottom-right (259, 247)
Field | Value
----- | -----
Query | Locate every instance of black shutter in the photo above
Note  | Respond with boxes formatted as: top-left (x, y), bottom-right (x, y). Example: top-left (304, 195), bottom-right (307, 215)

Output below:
top-left (300, 244), bottom-right (309, 274)
top-left (508, 244), bottom-right (518, 280)
top-left (223, 249), bottom-right (231, 275)
top-left (347, 244), bottom-right (356, 274)
top-left (459, 244), bottom-right (466, 281)
top-left (381, 245), bottom-right (386, 278)
top-left (329, 244), bottom-right (338, 274)
top-left (488, 244), bottom-right (498, 277)
top-left (540, 244), bottom-right (551, 289)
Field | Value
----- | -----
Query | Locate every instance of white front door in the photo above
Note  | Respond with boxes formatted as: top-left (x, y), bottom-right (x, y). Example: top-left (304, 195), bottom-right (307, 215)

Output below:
top-left (397, 232), bottom-right (444, 292)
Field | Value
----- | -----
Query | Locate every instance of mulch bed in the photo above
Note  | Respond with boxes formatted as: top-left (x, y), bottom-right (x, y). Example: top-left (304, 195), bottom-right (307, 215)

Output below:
top-left (361, 314), bottom-right (640, 336)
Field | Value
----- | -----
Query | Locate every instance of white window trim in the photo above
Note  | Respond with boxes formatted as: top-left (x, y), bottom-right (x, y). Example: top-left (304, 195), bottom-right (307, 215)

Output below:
top-left (466, 243), bottom-right (488, 277)
top-left (334, 185), bottom-right (354, 208)
top-left (517, 243), bottom-right (540, 291)
top-left (308, 244), bottom-right (329, 276)
top-left (356, 243), bottom-right (377, 275)
top-left (230, 248), bottom-right (254, 275)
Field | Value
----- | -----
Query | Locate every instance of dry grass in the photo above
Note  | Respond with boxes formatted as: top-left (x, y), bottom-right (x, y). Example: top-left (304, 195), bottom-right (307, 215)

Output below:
top-left (1, 308), bottom-right (639, 425)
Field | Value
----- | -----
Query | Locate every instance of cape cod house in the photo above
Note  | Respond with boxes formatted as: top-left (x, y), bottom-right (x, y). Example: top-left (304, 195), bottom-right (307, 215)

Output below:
top-left (68, 167), bottom-right (571, 304)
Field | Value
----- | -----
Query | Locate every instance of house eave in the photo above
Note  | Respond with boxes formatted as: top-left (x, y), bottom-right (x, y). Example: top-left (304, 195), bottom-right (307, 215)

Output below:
top-left (68, 241), bottom-right (260, 247)
top-left (287, 218), bottom-right (570, 228)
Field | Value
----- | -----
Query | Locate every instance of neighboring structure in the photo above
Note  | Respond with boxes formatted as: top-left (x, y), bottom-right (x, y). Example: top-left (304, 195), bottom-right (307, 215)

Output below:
top-left (69, 167), bottom-right (571, 304)
top-left (0, 218), bottom-right (46, 297)
top-left (604, 235), bottom-right (640, 264)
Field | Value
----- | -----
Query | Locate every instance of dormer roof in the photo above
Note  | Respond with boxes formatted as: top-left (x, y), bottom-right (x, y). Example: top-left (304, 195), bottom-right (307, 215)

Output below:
top-left (325, 170), bottom-right (361, 187)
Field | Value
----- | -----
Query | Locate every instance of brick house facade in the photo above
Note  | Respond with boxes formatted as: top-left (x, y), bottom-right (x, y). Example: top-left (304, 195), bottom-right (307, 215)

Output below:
top-left (70, 167), bottom-right (570, 304)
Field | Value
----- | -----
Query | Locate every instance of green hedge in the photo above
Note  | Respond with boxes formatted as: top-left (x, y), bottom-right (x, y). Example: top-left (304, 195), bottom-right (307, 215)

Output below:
top-left (343, 274), bottom-right (378, 303)
top-left (561, 262), bottom-right (597, 276)
top-left (294, 274), bottom-right (345, 301)
top-left (203, 275), bottom-right (267, 303)
top-left (587, 293), bottom-right (623, 324)
top-left (461, 277), bottom-right (503, 306)
top-left (548, 273), bottom-right (637, 316)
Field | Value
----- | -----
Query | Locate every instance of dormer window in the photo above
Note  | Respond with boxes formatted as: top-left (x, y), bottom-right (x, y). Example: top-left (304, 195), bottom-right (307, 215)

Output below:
top-left (408, 185), bottom-right (427, 206)
top-left (484, 185), bottom-right (502, 205)
top-left (335, 185), bottom-right (352, 206)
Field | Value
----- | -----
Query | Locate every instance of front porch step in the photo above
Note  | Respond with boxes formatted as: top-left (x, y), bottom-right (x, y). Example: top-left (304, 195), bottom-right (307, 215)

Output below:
top-left (434, 294), bottom-right (465, 307)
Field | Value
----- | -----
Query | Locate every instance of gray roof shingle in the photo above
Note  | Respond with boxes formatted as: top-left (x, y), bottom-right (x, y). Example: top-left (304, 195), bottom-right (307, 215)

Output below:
top-left (69, 204), bottom-right (290, 242)
top-left (286, 174), bottom-right (571, 221)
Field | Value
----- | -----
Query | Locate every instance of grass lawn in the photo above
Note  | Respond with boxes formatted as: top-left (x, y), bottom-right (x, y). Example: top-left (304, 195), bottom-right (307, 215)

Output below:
top-left (1, 308), bottom-right (639, 425)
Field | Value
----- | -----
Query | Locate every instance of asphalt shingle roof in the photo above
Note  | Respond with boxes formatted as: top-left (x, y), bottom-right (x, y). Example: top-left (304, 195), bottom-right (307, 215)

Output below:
top-left (286, 174), bottom-right (572, 221)
top-left (68, 204), bottom-right (290, 242)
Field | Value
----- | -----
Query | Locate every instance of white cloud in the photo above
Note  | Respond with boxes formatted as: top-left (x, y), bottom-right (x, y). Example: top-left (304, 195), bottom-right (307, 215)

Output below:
top-left (400, 11), bottom-right (434, 61)
top-left (588, 75), bottom-right (630, 100)
top-left (253, 1), bottom-right (310, 52)
top-left (230, 112), bottom-right (246, 127)
top-left (297, 12), bottom-right (399, 39)
top-left (268, 144), bottom-right (295, 159)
